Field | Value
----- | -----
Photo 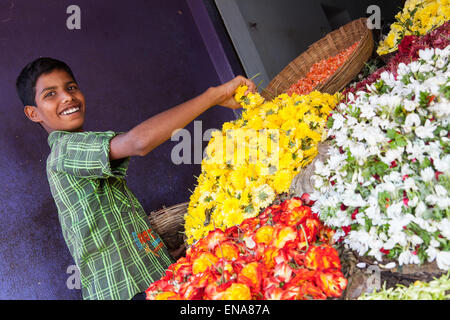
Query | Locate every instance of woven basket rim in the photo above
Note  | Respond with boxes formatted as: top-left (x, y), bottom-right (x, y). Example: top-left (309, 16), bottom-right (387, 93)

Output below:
top-left (261, 17), bottom-right (373, 99)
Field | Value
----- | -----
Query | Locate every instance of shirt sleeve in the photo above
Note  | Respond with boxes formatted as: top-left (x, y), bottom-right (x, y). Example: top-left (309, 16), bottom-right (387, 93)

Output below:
top-left (48, 131), bottom-right (130, 179)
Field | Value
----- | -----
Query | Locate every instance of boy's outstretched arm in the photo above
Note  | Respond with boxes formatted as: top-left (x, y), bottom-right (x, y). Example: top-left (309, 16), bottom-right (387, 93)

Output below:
top-left (109, 76), bottom-right (256, 160)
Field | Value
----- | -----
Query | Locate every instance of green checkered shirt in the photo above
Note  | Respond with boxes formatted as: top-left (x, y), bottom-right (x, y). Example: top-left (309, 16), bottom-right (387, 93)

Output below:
top-left (46, 130), bottom-right (175, 300)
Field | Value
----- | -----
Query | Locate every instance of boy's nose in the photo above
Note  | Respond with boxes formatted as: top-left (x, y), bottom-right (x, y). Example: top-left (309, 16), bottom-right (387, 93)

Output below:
top-left (61, 91), bottom-right (75, 103)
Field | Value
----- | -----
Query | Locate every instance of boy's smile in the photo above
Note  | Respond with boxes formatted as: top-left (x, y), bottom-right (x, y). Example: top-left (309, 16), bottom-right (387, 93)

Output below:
top-left (24, 69), bottom-right (85, 133)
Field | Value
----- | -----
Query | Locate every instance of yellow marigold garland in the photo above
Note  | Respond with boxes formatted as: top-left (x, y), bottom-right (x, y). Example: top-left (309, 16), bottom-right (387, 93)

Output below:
top-left (377, 0), bottom-right (450, 55)
top-left (184, 86), bottom-right (339, 244)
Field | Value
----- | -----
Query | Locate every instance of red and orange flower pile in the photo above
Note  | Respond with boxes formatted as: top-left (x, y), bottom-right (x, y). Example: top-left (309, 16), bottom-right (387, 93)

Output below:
top-left (146, 196), bottom-right (347, 300)
top-left (287, 41), bottom-right (359, 96)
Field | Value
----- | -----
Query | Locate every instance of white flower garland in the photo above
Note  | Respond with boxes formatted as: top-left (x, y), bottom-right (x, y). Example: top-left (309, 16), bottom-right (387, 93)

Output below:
top-left (311, 46), bottom-right (450, 270)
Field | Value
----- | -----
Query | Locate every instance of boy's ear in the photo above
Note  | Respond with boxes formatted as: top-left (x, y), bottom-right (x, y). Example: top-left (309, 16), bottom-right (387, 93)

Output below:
top-left (24, 105), bottom-right (42, 123)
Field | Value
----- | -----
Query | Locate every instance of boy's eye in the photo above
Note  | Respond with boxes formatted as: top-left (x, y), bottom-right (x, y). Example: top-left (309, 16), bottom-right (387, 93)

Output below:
top-left (45, 91), bottom-right (56, 98)
top-left (68, 85), bottom-right (78, 91)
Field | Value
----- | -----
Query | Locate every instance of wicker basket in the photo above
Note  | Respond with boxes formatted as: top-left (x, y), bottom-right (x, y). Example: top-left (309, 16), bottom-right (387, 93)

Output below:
top-left (148, 202), bottom-right (188, 251)
top-left (261, 17), bottom-right (374, 99)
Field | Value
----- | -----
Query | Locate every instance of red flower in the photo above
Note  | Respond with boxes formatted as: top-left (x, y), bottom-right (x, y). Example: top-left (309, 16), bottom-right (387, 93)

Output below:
top-left (351, 208), bottom-right (359, 220)
top-left (398, 35), bottom-right (415, 54)
top-left (342, 225), bottom-right (352, 235)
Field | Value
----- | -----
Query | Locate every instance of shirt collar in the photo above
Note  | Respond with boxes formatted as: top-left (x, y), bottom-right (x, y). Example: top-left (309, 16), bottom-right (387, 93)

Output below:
top-left (47, 130), bottom-right (70, 148)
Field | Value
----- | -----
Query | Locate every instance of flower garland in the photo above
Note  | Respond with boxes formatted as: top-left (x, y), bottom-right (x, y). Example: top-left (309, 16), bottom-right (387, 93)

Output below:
top-left (345, 21), bottom-right (450, 97)
top-left (359, 272), bottom-right (450, 300)
top-left (377, 0), bottom-right (450, 56)
top-left (147, 197), bottom-right (347, 300)
top-left (287, 41), bottom-right (360, 96)
top-left (310, 45), bottom-right (450, 270)
top-left (184, 87), bottom-right (339, 244)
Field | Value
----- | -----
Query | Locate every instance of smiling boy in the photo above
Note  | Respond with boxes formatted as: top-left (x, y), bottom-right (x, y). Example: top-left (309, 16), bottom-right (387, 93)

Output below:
top-left (16, 57), bottom-right (256, 300)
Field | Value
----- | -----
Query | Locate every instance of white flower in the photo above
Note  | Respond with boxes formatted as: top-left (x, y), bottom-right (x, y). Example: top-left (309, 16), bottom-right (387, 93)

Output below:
top-left (403, 99), bottom-right (418, 112)
top-left (404, 113), bottom-right (421, 132)
top-left (436, 57), bottom-right (446, 69)
top-left (403, 177), bottom-right (418, 191)
top-left (399, 250), bottom-right (420, 266)
top-left (426, 246), bottom-right (438, 262)
top-left (410, 235), bottom-right (424, 246)
top-left (311, 45), bottom-right (450, 268)
top-left (388, 213), bottom-right (412, 232)
top-left (438, 218), bottom-right (450, 239)
top-left (415, 201), bottom-right (427, 217)
top-left (420, 167), bottom-right (435, 183)
top-left (436, 251), bottom-right (450, 270)
top-left (331, 113), bottom-right (346, 131)
top-left (419, 48), bottom-right (434, 62)
top-left (415, 120), bottom-right (437, 139)
top-left (383, 231), bottom-right (407, 250)
top-left (435, 184), bottom-right (447, 197)
top-left (434, 155), bottom-right (450, 172)
top-left (383, 262), bottom-right (396, 269)
top-left (381, 148), bottom-right (404, 165)
top-left (409, 61), bottom-right (421, 73)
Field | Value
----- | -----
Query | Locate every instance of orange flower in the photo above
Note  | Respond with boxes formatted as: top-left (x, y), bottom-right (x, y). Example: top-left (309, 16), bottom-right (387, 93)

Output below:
top-left (280, 205), bottom-right (312, 226)
top-left (146, 197), bottom-right (347, 300)
top-left (319, 226), bottom-right (336, 245)
top-left (222, 283), bottom-right (252, 300)
top-left (304, 217), bottom-right (321, 242)
top-left (264, 285), bottom-right (284, 300)
top-left (255, 225), bottom-right (274, 244)
top-left (299, 282), bottom-right (327, 300)
top-left (273, 226), bottom-right (297, 248)
top-left (192, 252), bottom-right (219, 275)
top-left (214, 241), bottom-right (240, 260)
top-left (197, 229), bottom-right (226, 252)
top-left (304, 244), bottom-right (341, 271)
top-left (281, 283), bottom-right (302, 300)
top-left (273, 262), bottom-right (294, 283)
top-left (152, 292), bottom-right (182, 300)
top-left (261, 247), bottom-right (279, 269)
top-left (240, 217), bottom-right (260, 232)
top-left (315, 270), bottom-right (347, 298)
top-left (280, 198), bottom-right (303, 213)
top-left (238, 262), bottom-right (263, 293)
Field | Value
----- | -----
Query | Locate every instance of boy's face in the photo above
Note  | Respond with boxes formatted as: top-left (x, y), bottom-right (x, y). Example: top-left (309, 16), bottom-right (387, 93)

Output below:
top-left (24, 69), bottom-right (86, 133)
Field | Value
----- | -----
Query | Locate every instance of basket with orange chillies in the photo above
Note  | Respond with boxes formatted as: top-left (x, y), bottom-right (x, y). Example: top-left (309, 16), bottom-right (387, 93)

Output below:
top-left (145, 195), bottom-right (347, 300)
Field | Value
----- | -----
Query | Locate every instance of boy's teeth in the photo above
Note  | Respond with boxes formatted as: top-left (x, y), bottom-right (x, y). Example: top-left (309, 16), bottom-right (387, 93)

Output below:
top-left (62, 106), bottom-right (80, 115)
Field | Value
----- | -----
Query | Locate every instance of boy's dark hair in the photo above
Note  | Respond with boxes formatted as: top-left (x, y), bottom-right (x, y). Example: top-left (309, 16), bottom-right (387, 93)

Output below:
top-left (16, 57), bottom-right (77, 106)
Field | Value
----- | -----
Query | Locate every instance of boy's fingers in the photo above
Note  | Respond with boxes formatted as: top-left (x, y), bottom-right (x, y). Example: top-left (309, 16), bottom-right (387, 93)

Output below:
top-left (243, 78), bottom-right (256, 93)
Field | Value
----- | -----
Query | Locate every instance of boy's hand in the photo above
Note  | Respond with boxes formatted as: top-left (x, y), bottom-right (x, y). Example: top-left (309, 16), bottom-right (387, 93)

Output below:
top-left (214, 75), bottom-right (257, 109)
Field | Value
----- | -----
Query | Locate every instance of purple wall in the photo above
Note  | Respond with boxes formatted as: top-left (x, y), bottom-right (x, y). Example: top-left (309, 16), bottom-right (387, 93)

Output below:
top-left (0, 0), bottom-right (236, 299)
